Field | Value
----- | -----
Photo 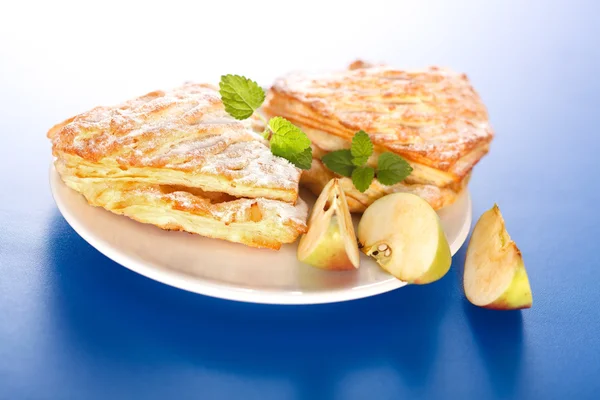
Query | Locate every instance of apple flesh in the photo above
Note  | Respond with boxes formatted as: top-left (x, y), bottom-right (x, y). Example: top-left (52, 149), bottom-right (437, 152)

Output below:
top-left (357, 193), bottom-right (451, 284)
top-left (464, 204), bottom-right (532, 309)
top-left (297, 178), bottom-right (360, 270)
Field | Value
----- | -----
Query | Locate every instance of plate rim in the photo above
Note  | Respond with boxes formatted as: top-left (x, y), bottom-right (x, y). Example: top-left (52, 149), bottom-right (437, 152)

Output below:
top-left (49, 164), bottom-right (472, 305)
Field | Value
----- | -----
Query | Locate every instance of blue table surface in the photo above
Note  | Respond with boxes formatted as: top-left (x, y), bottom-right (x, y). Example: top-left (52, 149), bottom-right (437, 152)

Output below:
top-left (1, 1), bottom-right (599, 399)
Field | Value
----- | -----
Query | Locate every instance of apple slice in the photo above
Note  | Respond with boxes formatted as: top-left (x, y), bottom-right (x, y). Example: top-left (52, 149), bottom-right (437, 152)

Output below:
top-left (297, 178), bottom-right (360, 270)
top-left (464, 204), bottom-right (532, 309)
top-left (357, 193), bottom-right (451, 284)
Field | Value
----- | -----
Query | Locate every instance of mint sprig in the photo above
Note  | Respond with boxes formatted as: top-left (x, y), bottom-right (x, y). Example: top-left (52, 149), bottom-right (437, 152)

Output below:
top-left (377, 152), bottom-right (413, 186)
top-left (321, 131), bottom-right (413, 192)
top-left (350, 130), bottom-right (373, 166)
top-left (285, 147), bottom-right (313, 170)
top-left (321, 150), bottom-right (354, 177)
top-left (352, 166), bottom-right (375, 193)
top-left (269, 117), bottom-right (311, 158)
top-left (219, 75), bottom-right (265, 120)
top-left (219, 75), bottom-right (312, 169)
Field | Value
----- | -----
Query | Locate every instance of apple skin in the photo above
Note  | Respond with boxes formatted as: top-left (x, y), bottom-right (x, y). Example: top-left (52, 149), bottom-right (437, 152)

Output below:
top-left (297, 178), bottom-right (359, 270)
top-left (409, 222), bottom-right (452, 284)
top-left (357, 192), bottom-right (451, 284)
top-left (477, 259), bottom-right (533, 310)
top-left (297, 216), bottom-right (356, 271)
top-left (464, 204), bottom-right (533, 310)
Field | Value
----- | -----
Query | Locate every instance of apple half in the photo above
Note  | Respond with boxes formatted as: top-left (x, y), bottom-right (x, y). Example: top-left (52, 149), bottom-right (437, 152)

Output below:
top-left (464, 204), bottom-right (532, 309)
top-left (357, 193), bottom-right (452, 284)
top-left (297, 178), bottom-right (360, 270)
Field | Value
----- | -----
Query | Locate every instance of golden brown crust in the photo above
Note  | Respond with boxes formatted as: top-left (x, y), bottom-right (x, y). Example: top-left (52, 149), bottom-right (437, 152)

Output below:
top-left (347, 59), bottom-right (376, 70)
top-left (56, 161), bottom-right (308, 250)
top-left (301, 159), bottom-right (470, 213)
top-left (299, 123), bottom-right (487, 188)
top-left (263, 62), bottom-right (493, 181)
top-left (48, 83), bottom-right (301, 202)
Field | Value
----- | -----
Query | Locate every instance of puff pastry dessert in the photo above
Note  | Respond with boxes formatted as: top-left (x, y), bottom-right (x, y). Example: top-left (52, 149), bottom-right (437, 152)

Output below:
top-left (301, 158), bottom-right (470, 213)
top-left (48, 83), bottom-right (307, 249)
top-left (262, 61), bottom-right (494, 211)
top-left (56, 161), bottom-right (308, 249)
top-left (48, 83), bottom-right (301, 203)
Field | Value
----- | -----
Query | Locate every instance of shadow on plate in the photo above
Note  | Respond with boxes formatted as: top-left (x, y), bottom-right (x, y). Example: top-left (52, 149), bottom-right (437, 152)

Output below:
top-left (45, 210), bottom-right (456, 397)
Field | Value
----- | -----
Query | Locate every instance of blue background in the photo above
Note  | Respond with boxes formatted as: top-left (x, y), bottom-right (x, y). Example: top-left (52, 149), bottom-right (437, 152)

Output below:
top-left (1, 1), bottom-right (599, 399)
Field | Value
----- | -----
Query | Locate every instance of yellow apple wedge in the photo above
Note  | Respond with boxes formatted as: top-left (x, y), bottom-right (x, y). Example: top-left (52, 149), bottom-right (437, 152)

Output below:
top-left (464, 204), bottom-right (532, 310)
top-left (297, 178), bottom-right (360, 270)
top-left (357, 193), bottom-right (452, 284)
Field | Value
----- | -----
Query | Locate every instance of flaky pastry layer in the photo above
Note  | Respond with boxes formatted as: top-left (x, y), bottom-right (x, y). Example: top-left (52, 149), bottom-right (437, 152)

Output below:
top-left (48, 83), bottom-right (301, 203)
top-left (301, 159), bottom-right (469, 213)
top-left (263, 61), bottom-right (494, 183)
top-left (56, 161), bottom-right (308, 250)
top-left (298, 123), bottom-right (488, 187)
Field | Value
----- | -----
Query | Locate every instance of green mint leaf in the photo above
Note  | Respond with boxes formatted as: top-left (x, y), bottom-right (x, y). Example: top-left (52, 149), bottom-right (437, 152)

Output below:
top-left (286, 147), bottom-right (313, 170)
top-left (376, 152), bottom-right (413, 186)
top-left (321, 149), bottom-right (355, 177)
top-left (219, 74), bottom-right (265, 120)
top-left (352, 155), bottom-right (370, 167)
top-left (352, 166), bottom-right (375, 193)
top-left (269, 116), bottom-right (311, 156)
top-left (350, 130), bottom-right (373, 166)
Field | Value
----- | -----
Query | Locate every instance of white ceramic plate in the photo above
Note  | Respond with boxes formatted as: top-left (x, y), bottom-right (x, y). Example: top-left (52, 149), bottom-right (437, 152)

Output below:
top-left (50, 165), bottom-right (472, 304)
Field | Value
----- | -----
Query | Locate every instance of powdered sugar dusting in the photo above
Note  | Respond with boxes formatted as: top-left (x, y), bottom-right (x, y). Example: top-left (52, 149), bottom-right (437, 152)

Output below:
top-left (164, 190), bottom-right (195, 209)
top-left (49, 83), bottom-right (301, 194)
top-left (122, 180), bottom-right (307, 227)
top-left (159, 186), bottom-right (308, 227)
top-left (209, 196), bottom-right (308, 226)
top-left (268, 63), bottom-right (494, 169)
top-left (199, 140), bottom-right (300, 190)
